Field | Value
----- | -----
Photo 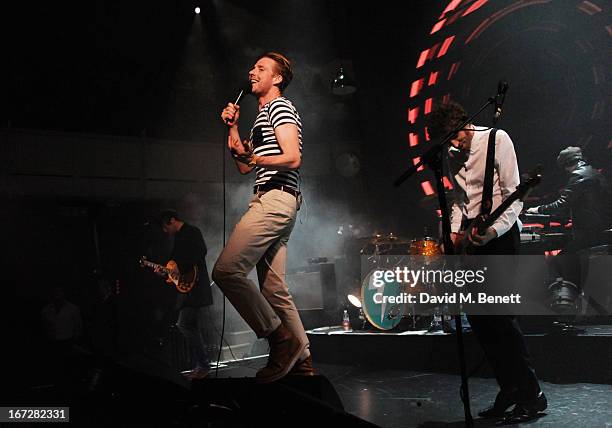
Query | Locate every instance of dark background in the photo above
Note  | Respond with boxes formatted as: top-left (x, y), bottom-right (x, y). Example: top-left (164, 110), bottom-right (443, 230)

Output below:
top-left (3, 0), bottom-right (611, 363)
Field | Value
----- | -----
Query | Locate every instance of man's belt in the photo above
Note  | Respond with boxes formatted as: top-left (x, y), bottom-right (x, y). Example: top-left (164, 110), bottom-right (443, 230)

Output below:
top-left (254, 183), bottom-right (300, 198)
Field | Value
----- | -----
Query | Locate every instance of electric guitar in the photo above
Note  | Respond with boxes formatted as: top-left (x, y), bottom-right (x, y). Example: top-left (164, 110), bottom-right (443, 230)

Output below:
top-left (139, 256), bottom-right (198, 293)
top-left (455, 167), bottom-right (542, 254)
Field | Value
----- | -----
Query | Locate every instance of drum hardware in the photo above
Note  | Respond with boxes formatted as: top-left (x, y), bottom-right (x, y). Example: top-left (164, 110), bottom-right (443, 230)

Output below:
top-left (428, 311), bottom-right (444, 332)
top-left (359, 233), bottom-right (413, 256)
top-left (387, 304), bottom-right (402, 320)
top-left (360, 235), bottom-right (444, 331)
top-left (409, 236), bottom-right (442, 257)
top-left (548, 278), bottom-right (581, 313)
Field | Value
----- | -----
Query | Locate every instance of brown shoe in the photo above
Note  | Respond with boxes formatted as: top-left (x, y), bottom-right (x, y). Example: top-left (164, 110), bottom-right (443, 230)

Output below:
top-left (256, 324), bottom-right (306, 383)
top-left (288, 355), bottom-right (315, 376)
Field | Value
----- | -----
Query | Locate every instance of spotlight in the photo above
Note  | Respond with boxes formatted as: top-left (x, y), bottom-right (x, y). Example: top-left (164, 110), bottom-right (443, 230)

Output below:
top-left (347, 294), bottom-right (362, 308)
top-left (331, 66), bottom-right (357, 95)
top-left (194, 7), bottom-right (201, 14)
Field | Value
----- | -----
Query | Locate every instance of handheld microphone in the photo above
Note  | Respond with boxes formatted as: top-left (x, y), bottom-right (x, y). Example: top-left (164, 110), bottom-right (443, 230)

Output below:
top-left (226, 82), bottom-right (252, 125)
top-left (494, 81), bottom-right (509, 121)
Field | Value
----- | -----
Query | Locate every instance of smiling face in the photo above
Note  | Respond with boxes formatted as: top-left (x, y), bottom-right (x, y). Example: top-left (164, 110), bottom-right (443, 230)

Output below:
top-left (248, 57), bottom-right (283, 97)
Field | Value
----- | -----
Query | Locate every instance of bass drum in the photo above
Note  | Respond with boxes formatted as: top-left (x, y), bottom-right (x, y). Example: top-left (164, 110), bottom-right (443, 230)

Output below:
top-left (361, 268), bottom-right (407, 330)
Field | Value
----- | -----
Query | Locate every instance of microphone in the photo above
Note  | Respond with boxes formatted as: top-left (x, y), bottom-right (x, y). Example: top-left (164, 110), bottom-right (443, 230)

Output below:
top-left (225, 82), bottom-right (252, 125)
top-left (494, 81), bottom-right (509, 121)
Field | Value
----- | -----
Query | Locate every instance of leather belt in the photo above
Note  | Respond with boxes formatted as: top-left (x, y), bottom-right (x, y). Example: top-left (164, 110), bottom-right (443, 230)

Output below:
top-left (254, 184), bottom-right (300, 198)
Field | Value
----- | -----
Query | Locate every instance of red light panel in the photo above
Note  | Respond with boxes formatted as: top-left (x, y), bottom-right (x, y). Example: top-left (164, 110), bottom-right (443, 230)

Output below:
top-left (416, 49), bottom-right (430, 68)
top-left (421, 181), bottom-right (435, 195)
top-left (413, 157), bottom-right (425, 172)
top-left (448, 62), bottom-right (461, 80)
top-left (428, 71), bottom-right (439, 86)
top-left (408, 107), bottom-right (420, 124)
top-left (410, 78), bottom-right (425, 97)
top-left (431, 19), bottom-right (447, 34)
top-left (462, 0), bottom-right (489, 17)
top-left (577, 1), bottom-right (602, 15)
top-left (441, 0), bottom-right (463, 18)
top-left (437, 35), bottom-right (456, 58)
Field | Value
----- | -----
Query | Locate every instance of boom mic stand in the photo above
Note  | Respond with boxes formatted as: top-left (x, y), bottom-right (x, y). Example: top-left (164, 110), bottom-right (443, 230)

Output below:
top-left (394, 94), bottom-right (498, 428)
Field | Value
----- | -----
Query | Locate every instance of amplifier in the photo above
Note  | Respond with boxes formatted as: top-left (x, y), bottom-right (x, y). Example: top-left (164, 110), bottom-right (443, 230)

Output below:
top-left (286, 263), bottom-right (338, 311)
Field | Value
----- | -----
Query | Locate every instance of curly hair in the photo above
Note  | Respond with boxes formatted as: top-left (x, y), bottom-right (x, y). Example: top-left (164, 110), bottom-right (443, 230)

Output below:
top-left (425, 100), bottom-right (468, 140)
top-left (256, 52), bottom-right (293, 92)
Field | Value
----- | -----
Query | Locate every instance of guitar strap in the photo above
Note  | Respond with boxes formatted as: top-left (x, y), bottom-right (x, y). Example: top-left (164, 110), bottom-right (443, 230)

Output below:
top-left (481, 128), bottom-right (497, 215)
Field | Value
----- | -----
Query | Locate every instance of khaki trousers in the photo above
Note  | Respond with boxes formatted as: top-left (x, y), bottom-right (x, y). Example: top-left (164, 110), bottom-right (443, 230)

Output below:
top-left (212, 189), bottom-right (309, 355)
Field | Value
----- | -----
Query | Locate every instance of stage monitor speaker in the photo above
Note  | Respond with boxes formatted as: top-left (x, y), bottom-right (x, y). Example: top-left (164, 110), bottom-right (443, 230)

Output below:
top-left (581, 244), bottom-right (612, 316)
top-left (19, 353), bottom-right (193, 427)
top-left (286, 262), bottom-right (338, 311)
top-left (191, 375), bottom-right (379, 427)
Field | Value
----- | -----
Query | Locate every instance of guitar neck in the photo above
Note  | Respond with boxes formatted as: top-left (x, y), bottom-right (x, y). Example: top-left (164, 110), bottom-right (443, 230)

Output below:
top-left (143, 260), bottom-right (169, 273)
top-left (470, 168), bottom-right (541, 237)
top-left (479, 194), bottom-right (520, 231)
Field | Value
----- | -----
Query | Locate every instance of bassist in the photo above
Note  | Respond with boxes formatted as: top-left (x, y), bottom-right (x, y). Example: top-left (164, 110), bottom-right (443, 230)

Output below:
top-left (426, 101), bottom-right (547, 424)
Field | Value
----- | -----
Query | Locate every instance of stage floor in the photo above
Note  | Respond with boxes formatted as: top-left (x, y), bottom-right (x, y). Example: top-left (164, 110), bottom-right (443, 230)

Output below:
top-left (215, 359), bottom-right (612, 428)
top-left (305, 323), bottom-right (612, 385)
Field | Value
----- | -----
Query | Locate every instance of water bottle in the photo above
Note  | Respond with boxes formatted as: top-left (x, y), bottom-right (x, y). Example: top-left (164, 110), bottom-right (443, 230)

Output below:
top-left (342, 309), bottom-right (351, 331)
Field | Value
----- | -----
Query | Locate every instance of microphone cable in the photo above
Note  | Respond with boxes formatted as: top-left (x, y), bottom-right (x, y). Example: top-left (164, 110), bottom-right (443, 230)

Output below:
top-left (214, 87), bottom-right (249, 377)
top-left (214, 124), bottom-right (229, 378)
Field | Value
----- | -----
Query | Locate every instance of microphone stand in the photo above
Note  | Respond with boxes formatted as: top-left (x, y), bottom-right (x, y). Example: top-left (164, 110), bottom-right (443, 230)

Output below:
top-left (394, 95), bottom-right (497, 428)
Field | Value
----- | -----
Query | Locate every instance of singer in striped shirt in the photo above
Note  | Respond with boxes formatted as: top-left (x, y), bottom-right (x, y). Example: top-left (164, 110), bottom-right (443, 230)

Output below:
top-left (214, 52), bottom-right (312, 384)
top-left (250, 96), bottom-right (302, 190)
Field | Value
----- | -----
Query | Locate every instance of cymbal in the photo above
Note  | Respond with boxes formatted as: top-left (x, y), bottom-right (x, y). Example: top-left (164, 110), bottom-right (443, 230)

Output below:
top-left (375, 238), bottom-right (412, 245)
top-left (358, 233), bottom-right (412, 245)
top-left (376, 234), bottom-right (412, 244)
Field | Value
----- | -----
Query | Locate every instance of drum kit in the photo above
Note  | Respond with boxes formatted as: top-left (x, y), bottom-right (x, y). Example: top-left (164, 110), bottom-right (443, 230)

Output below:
top-left (358, 232), bottom-right (445, 331)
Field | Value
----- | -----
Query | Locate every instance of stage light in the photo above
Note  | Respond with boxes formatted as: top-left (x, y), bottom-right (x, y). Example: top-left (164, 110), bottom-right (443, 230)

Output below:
top-left (347, 294), bottom-right (362, 308)
top-left (331, 66), bottom-right (357, 95)
top-left (195, 7), bottom-right (201, 14)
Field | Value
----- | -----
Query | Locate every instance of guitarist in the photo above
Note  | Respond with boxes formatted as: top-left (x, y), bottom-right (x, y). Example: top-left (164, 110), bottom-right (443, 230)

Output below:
top-left (426, 101), bottom-right (547, 424)
top-left (158, 209), bottom-right (213, 380)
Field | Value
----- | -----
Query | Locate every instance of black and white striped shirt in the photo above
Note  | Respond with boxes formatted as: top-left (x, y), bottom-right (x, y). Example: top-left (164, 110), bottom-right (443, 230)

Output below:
top-left (250, 97), bottom-right (302, 190)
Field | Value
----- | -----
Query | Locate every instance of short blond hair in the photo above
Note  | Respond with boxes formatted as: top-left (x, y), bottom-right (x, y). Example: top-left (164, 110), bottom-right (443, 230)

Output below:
top-left (257, 52), bottom-right (293, 92)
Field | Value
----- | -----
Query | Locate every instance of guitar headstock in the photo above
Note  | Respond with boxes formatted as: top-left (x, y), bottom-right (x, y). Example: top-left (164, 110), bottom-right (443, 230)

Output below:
top-left (517, 165), bottom-right (543, 200)
top-left (139, 256), bottom-right (147, 267)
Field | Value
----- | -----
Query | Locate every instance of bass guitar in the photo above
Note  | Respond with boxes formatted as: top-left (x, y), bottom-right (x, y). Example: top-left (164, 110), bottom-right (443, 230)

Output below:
top-left (455, 167), bottom-right (542, 254)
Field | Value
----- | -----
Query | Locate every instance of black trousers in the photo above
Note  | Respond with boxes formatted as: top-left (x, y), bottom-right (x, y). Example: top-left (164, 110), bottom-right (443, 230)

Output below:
top-left (468, 223), bottom-right (541, 401)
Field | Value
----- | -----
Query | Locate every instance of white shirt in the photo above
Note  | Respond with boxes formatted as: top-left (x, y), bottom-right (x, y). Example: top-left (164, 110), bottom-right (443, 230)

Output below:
top-left (449, 126), bottom-right (523, 237)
